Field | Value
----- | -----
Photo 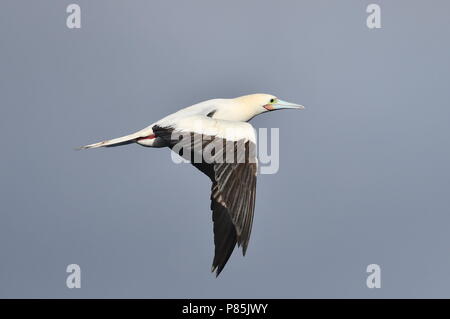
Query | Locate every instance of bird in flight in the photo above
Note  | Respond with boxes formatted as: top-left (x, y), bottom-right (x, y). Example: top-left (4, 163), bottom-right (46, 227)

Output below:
top-left (80, 94), bottom-right (304, 276)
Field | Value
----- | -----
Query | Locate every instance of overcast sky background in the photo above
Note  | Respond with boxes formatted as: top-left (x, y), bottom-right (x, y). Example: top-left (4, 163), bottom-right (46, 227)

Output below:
top-left (1, 0), bottom-right (449, 298)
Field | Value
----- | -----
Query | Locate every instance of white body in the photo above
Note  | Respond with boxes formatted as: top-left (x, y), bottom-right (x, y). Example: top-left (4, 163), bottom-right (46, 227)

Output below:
top-left (80, 94), bottom-right (278, 149)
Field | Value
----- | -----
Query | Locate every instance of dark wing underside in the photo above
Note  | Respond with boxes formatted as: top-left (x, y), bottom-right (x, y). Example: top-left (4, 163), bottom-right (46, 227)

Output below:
top-left (210, 162), bottom-right (257, 275)
top-left (153, 124), bottom-right (257, 276)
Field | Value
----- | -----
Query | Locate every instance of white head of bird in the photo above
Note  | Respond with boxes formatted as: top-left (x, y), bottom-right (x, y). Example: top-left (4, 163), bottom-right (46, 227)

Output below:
top-left (214, 93), bottom-right (305, 122)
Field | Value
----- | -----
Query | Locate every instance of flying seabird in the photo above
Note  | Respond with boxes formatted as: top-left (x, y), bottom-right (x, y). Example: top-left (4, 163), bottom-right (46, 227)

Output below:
top-left (80, 94), bottom-right (304, 276)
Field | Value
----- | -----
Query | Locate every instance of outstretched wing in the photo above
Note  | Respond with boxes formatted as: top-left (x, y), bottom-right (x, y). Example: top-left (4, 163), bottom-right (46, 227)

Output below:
top-left (210, 160), bottom-right (257, 275)
top-left (153, 116), bottom-right (257, 276)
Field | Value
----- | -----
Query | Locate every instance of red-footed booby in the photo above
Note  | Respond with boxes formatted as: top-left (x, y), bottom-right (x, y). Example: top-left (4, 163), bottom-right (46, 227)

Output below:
top-left (80, 94), bottom-right (304, 276)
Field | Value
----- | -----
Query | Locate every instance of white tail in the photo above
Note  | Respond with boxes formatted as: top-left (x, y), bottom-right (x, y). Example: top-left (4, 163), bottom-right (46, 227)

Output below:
top-left (78, 127), bottom-right (154, 150)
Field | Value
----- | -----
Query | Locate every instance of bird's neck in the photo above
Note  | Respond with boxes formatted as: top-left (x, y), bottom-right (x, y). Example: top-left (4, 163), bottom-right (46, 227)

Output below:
top-left (213, 102), bottom-right (258, 122)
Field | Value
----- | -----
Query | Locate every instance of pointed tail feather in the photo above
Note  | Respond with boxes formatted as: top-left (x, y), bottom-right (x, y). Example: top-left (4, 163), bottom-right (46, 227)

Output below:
top-left (78, 128), bottom-right (153, 150)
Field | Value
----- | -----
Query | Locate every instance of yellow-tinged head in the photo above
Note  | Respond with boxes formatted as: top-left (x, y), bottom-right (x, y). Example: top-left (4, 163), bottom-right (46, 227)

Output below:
top-left (234, 93), bottom-right (304, 120)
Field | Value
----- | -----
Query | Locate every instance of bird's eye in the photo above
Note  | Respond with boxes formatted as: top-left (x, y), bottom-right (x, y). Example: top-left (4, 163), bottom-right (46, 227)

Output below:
top-left (270, 98), bottom-right (275, 103)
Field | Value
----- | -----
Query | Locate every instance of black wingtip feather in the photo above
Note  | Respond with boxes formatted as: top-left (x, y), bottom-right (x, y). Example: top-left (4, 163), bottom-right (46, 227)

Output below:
top-left (211, 199), bottom-right (237, 277)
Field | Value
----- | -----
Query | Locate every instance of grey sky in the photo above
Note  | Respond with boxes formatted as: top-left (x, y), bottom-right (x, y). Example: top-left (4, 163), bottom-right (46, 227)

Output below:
top-left (1, 0), bottom-right (449, 298)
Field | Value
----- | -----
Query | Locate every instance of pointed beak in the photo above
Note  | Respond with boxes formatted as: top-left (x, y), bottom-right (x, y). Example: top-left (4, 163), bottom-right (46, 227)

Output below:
top-left (273, 99), bottom-right (305, 110)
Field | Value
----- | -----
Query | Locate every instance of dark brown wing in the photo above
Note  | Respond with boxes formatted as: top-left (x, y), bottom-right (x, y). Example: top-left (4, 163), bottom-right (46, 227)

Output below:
top-left (153, 123), bottom-right (257, 276)
top-left (210, 189), bottom-right (237, 276)
top-left (210, 161), bottom-right (257, 275)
